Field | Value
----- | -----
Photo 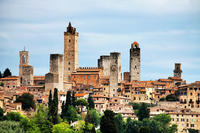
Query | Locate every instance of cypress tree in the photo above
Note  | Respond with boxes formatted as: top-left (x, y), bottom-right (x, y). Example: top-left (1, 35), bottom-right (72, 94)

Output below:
top-left (66, 91), bottom-right (72, 109)
top-left (100, 110), bottom-right (117, 133)
top-left (72, 91), bottom-right (76, 107)
top-left (88, 94), bottom-right (95, 109)
top-left (61, 101), bottom-right (65, 119)
top-left (3, 68), bottom-right (12, 78)
top-left (48, 90), bottom-right (53, 120)
top-left (52, 88), bottom-right (58, 124)
top-left (0, 71), bottom-right (2, 78)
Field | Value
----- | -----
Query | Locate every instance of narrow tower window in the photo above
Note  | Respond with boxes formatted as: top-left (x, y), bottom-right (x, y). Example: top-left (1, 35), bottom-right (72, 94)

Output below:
top-left (69, 39), bottom-right (71, 42)
top-left (22, 55), bottom-right (26, 64)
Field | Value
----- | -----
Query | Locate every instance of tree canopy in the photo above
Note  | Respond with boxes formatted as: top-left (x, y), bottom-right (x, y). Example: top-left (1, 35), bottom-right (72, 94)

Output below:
top-left (15, 93), bottom-right (36, 111)
top-left (136, 103), bottom-right (150, 121)
top-left (100, 110), bottom-right (117, 133)
top-left (3, 68), bottom-right (12, 78)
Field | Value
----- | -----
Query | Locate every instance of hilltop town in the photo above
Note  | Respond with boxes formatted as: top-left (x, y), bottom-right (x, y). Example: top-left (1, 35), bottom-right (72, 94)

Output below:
top-left (0, 22), bottom-right (200, 133)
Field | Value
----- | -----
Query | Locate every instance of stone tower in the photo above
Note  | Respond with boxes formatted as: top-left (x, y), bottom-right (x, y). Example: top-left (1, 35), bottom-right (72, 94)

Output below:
top-left (45, 54), bottom-right (64, 91)
top-left (19, 50), bottom-right (33, 86)
top-left (109, 52), bottom-right (121, 97)
top-left (174, 63), bottom-right (182, 78)
top-left (19, 50), bottom-right (29, 77)
top-left (130, 41), bottom-right (140, 81)
top-left (63, 22), bottom-right (79, 89)
top-left (98, 55), bottom-right (111, 76)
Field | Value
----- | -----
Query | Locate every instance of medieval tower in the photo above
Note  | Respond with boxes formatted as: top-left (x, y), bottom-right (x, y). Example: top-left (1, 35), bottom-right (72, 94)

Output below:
top-left (19, 50), bottom-right (34, 86)
top-left (109, 52), bottom-right (121, 97)
top-left (63, 22), bottom-right (79, 89)
top-left (19, 50), bottom-right (29, 77)
top-left (45, 54), bottom-right (64, 91)
top-left (130, 41), bottom-right (140, 81)
top-left (174, 63), bottom-right (182, 78)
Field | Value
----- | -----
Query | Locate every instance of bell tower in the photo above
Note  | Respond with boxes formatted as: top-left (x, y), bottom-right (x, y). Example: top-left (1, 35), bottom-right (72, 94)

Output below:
top-left (63, 22), bottom-right (79, 89)
top-left (19, 49), bottom-right (29, 77)
top-left (174, 63), bottom-right (182, 78)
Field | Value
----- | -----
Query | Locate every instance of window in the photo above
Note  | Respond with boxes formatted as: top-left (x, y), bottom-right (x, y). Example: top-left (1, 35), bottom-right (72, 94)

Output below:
top-left (69, 39), bottom-right (71, 42)
top-left (191, 124), bottom-right (194, 127)
top-left (84, 76), bottom-right (86, 79)
top-left (94, 76), bottom-right (96, 79)
top-left (88, 76), bottom-right (90, 79)
top-left (68, 76), bottom-right (70, 81)
top-left (68, 67), bottom-right (70, 71)
top-left (68, 61), bottom-right (70, 65)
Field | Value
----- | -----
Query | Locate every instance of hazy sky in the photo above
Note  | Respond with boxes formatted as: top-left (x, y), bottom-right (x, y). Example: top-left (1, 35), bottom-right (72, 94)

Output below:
top-left (0, 0), bottom-right (200, 83)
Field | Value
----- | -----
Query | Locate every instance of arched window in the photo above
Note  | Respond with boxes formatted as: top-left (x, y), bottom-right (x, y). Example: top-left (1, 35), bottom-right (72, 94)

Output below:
top-left (22, 55), bottom-right (26, 63)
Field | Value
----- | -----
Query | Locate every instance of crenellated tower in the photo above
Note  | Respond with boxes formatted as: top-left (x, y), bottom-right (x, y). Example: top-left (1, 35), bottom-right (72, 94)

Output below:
top-left (63, 22), bottom-right (79, 89)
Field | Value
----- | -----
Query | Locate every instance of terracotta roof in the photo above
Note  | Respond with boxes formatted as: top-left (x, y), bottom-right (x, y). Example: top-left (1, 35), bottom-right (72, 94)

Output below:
top-left (75, 93), bottom-right (88, 97)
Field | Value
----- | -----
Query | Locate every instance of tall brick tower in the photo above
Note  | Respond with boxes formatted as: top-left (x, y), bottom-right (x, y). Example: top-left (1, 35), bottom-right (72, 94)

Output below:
top-left (64, 22), bottom-right (79, 89)
top-left (130, 41), bottom-right (140, 81)
top-left (174, 63), bottom-right (182, 78)
top-left (19, 49), bottom-right (33, 86)
top-left (19, 49), bottom-right (29, 77)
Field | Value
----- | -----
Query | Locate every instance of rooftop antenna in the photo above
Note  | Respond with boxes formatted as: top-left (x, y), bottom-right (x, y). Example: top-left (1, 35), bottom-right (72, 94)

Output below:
top-left (23, 46), bottom-right (26, 51)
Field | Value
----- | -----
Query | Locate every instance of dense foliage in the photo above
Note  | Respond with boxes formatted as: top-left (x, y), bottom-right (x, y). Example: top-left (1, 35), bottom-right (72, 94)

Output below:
top-left (3, 68), bottom-right (12, 78)
top-left (100, 110), bottom-right (117, 133)
top-left (15, 93), bottom-right (36, 111)
top-left (0, 90), bottom-right (178, 133)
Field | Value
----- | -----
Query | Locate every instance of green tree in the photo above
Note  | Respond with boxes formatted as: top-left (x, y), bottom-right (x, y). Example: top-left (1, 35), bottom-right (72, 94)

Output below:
top-left (74, 120), bottom-right (93, 133)
top-left (15, 93), bottom-right (36, 111)
top-left (52, 88), bottom-right (59, 124)
top-left (30, 104), bottom-right (52, 133)
top-left (85, 109), bottom-right (101, 127)
top-left (0, 71), bottom-right (2, 78)
top-left (125, 117), bottom-right (141, 133)
top-left (100, 110), bottom-right (117, 133)
top-left (62, 91), bottom-right (72, 119)
top-left (0, 121), bottom-right (25, 133)
top-left (136, 103), bottom-right (150, 121)
top-left (129, 102), bottom-right (140, 110)
top-left (76, 98), bottom-right (88, 113)
top-left (166, 94), bottom-right (178, 101)
top-left (0, 82), bottom-right (4, 87)
top-left (0, 107), bottom-right (4, 120)
top-left (3, 68), bottom-right (12, 78)
top-left (188, 129), bottom-right (199, 133)
top-left (114, 113), bottom-right (125, 133)
top-left (88, 94), bottom-right (95, 109)
top-left (139, 126), bottom-right (150, 133)
top-left (65, 105), bottom-right (78, 124)
top-left (48, 90), bottom-right (53, 121)
top-left (152, 114), bottom-right (177, 133)
top-left (5, 112), bottom-right (24, 121)
top-left (72, 91), bottom-right (76, 107)
top-left (52, 122), bottom-right (74, 133)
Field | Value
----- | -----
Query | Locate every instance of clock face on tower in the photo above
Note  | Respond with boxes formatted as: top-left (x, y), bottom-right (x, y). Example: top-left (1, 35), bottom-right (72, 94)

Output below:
top-left (111, 65), bottom-right (117, 72)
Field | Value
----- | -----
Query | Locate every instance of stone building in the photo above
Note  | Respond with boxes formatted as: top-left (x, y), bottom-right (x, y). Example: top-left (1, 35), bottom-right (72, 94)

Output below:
top-left (178, 81), bottom-right (200, 109)
top-left (98, 55), bottom-right (110, 76)
top-left (19, 50), bottom-right (34, 86)
top-left (174, 63), bottom-right (182, 78)
top-left (130, 41), bottom-right (140, 81)
top-left (45, 54), bottom-right (64, 91)
top-left (109, 52), bottom-right (122, 97)
top-left (63, 22), bottom-right (79, 90)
